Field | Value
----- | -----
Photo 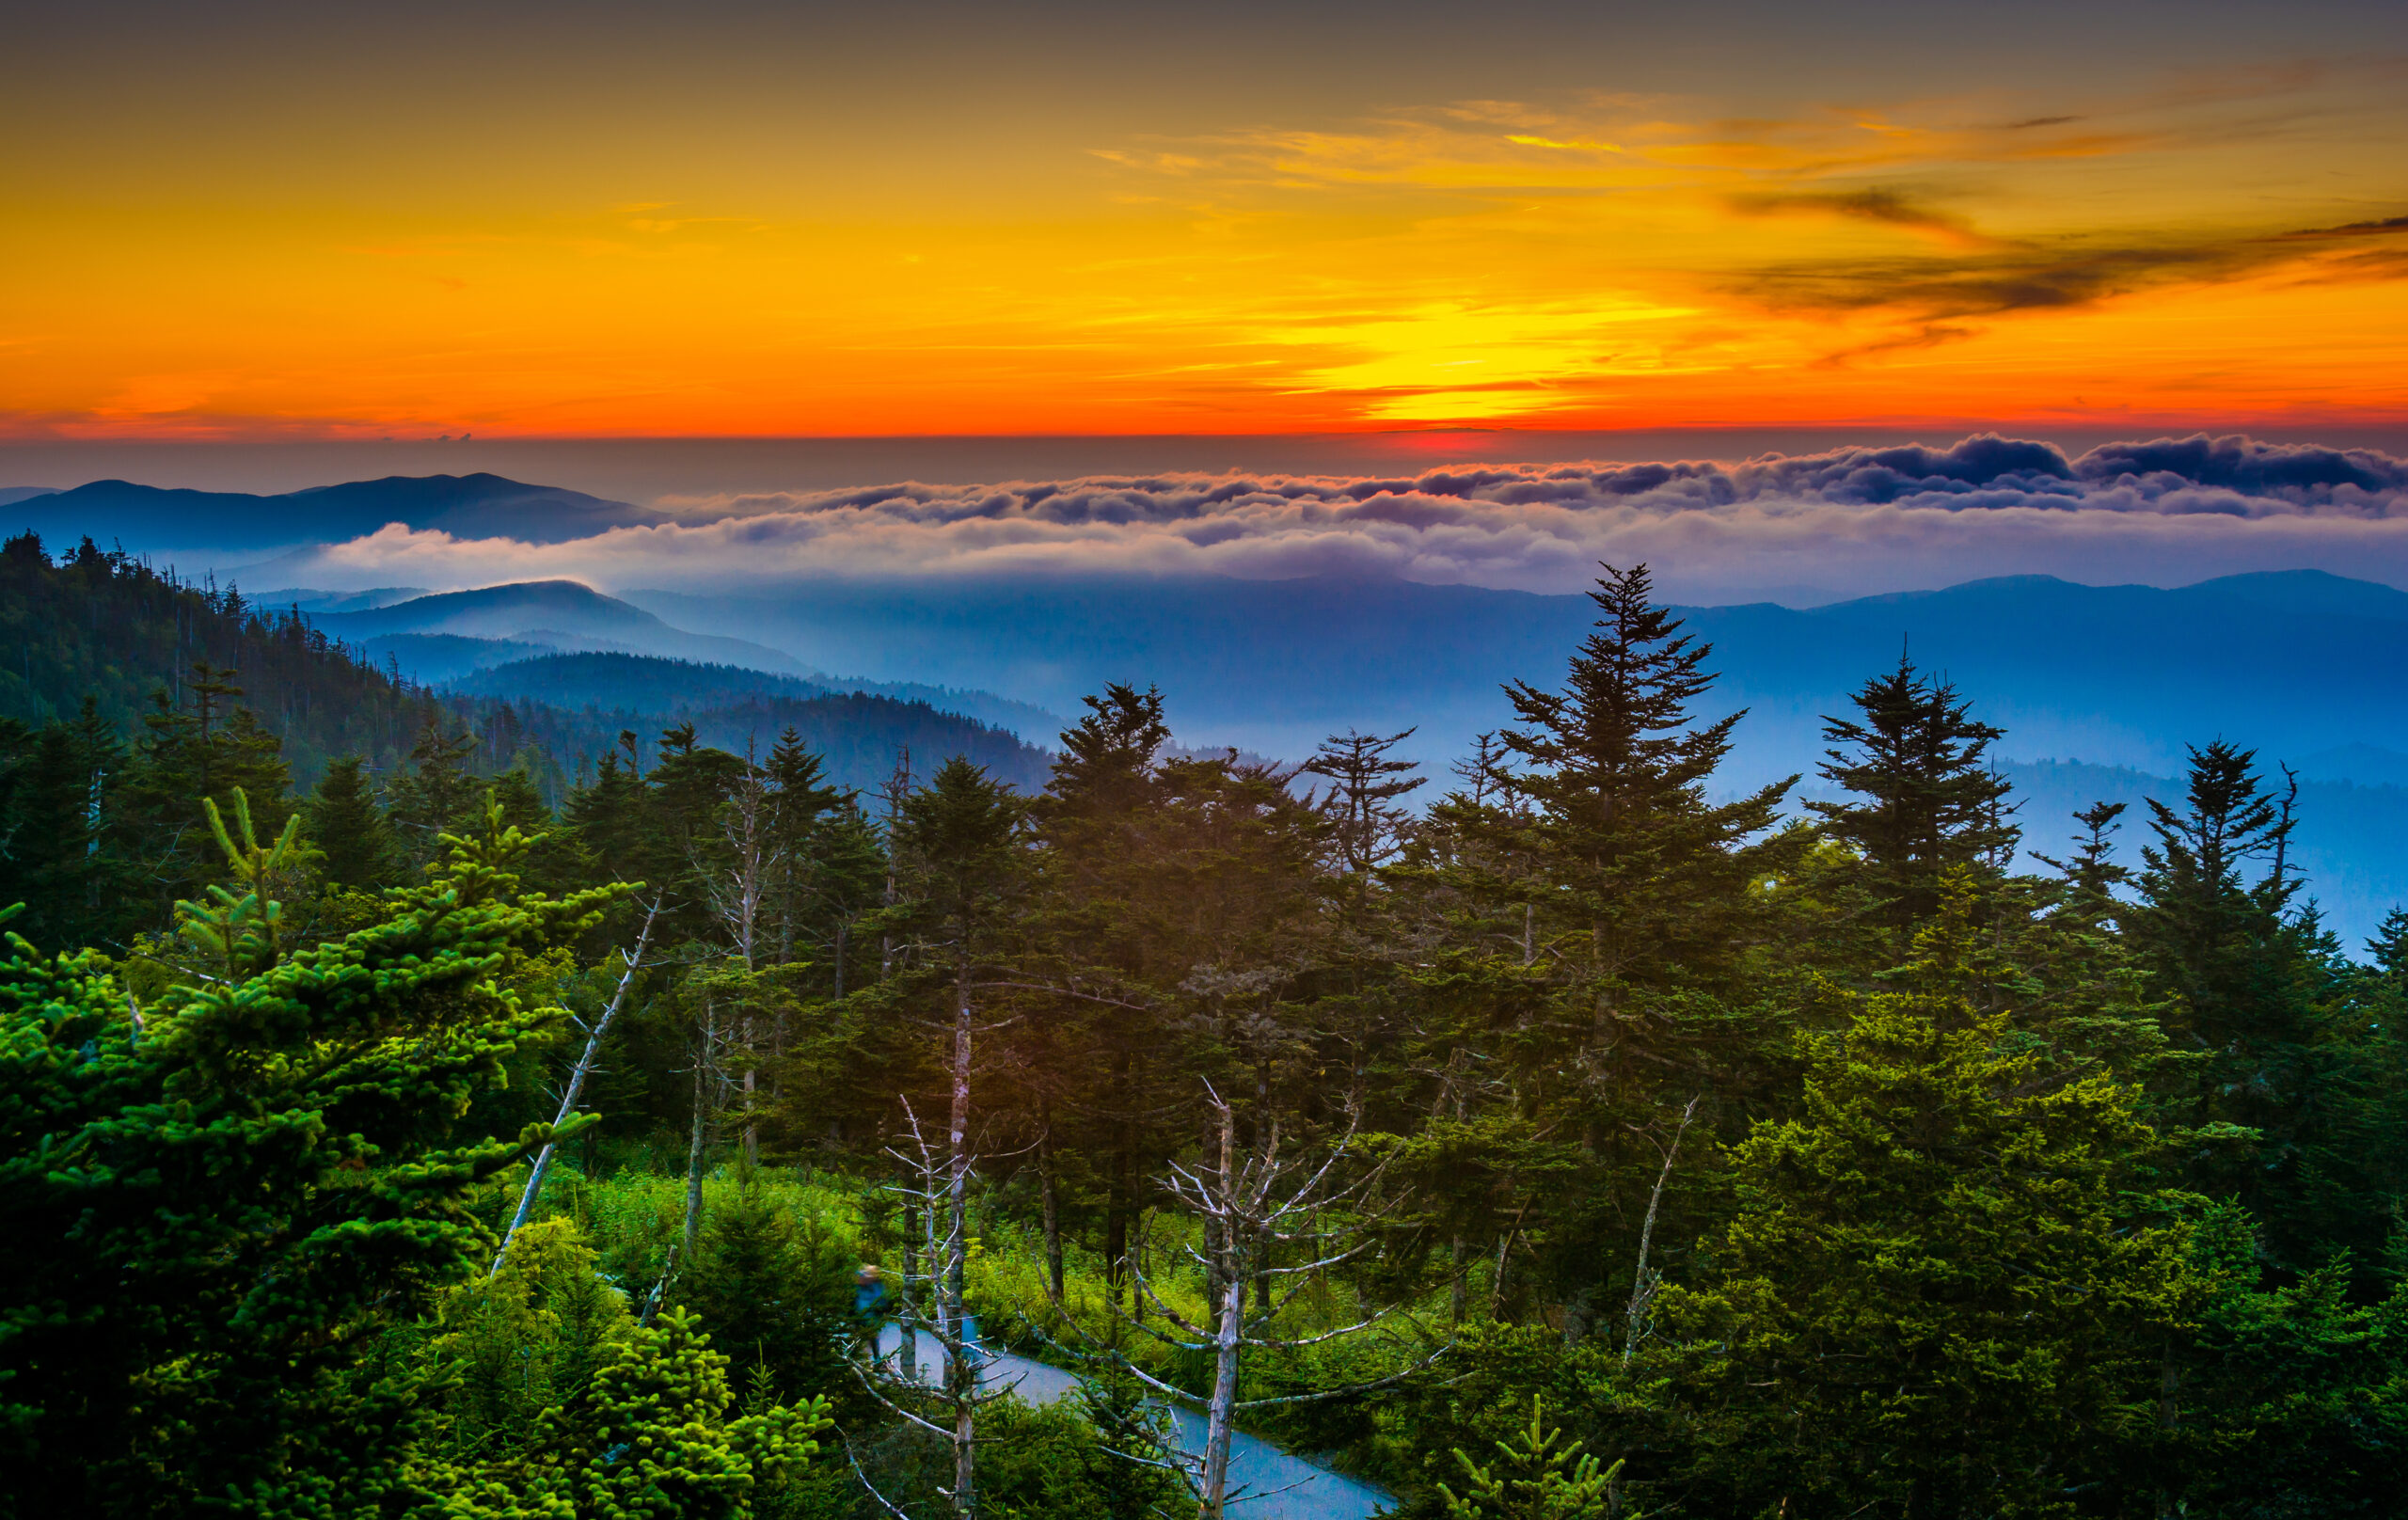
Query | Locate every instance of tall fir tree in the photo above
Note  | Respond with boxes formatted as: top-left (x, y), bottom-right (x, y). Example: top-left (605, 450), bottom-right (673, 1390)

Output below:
top-left (2127, 739), bottom-right (2331, 1260)
top-left (1303, 725), bottom-right (1424, 874)
top-left (1497, 562), bottom-right (1794, 986)
top-left (386, 719), bottom-right (483, 869)
top-left (305, 754), bottom-right (396, 891)
top-left (1810, 650), bottom-right (2016, 930)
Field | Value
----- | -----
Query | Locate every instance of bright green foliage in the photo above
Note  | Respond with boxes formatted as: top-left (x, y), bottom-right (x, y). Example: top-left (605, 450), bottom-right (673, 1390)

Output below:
top-left (425, 1218), bottom-right (635, 1449)
top-left (972, 1390), bottom-right (1183, 1520)
top-left (426, 1305), bottom-right (830, 1520)
top-left (2156, 1203), bottom-right (2408, 1517)
top-left (8, 548), bottom-right (2408, 1520)
top-left (673, 1179), bottom-right (864, 1409)
top-left (174, 789), bottom-right (304, 982)
top-left (1665, 996), bottom-right (2191, 1516)
top-left (1438, 1397), bottom-right (1624, 1520)
top-left (0, 794), bottom-right (623, 1514)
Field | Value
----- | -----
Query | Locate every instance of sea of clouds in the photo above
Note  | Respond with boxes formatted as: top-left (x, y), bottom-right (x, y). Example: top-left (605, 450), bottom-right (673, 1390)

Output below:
top-left (277, 433), bottom-right (2408, 605)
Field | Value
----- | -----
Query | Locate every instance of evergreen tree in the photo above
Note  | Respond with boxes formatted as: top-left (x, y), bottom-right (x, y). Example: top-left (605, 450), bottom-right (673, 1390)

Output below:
top-left (1304, 725), bottom-right (1424, 874)
top-left (487, 763), bottom-right (590, 897)
top-left (0, 797), bottom-right (625, 1513)
top-left (2368, 905), bottom-right (2408, 988)
top-left (565, 744), bottom-right (655, 886)
top-left (1438, 564), bottom-right (1798, 1331)
top-left (1028, 684), bottom-right (1180, 1308)
top-left (305, 754), bottom-right (396, 890)
top-left (1439, 1397), bottom-right (1623, 1520)
top-left (763, 726), bottom-right (845, 970)
top-left (121, 662), bottom-right (294, 908)
top-left (2155, 1202), bottom-right (2408, 1517)
top-left (2127, 739), bottom-right (2325, 1245)
top-left (387, 718), bottom-right (483, 868)
top-left (0, 698), bottom-right (141, 947)
top-left (673, 1180), bottom-right (865, 1408)
top-left (1497, 562), bottom-right (1794, 984)
top-left (2021, 802), bottom-right (2184, 1089)
top-left (1810, 650), bottom-right (2015, 929)
top-left (1665, 992), bottom-right (2191, 1516)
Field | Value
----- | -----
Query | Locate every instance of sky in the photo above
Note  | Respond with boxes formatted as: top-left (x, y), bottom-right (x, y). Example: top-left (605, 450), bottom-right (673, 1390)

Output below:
top-left (6, 0), bottom-right (2406, 442)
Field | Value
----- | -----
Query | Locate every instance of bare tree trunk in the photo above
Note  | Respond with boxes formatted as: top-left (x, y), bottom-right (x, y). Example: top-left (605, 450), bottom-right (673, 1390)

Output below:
top-left (493, 905), bottom-right (657, 1274)
top-left (883, 1102), bottom-right (992, 1520)
top-left (1199, 1103), bottom-right (1244, 1520)
top-left (1201, 1112), bottom-right (1227, 1313)
top-left (1623, 1097), bottom-right (1699, 1364)
top-left (899, 1164), bottom-right (920, 1326)
top-left (945, 955), bottom-right (977, 1519)
top-left (1038, 1112), bottom-right (1065, 1305)
top-left (742, 1063), bottom-right (759, 1167)
top-left (2272, 762), bottom-right (2300, 895)
top-left (1199, 1265), bottom-right (1246, 1520)
top-left (683, 998), bottom-right (716, 1257)
top-left (703, 742), bottom-right (778, 1169)
top-left (2155, 1340), bottom-right (2182, 1520)
top-left (1492, 1228), bottom-right (1514, 1319)
top-left (879, 746), bottom-right (910, 982)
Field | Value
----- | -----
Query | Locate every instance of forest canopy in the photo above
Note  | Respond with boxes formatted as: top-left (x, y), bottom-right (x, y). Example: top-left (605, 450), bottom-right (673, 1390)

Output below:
top-left (2, 540), bottom-right (2404, 1520)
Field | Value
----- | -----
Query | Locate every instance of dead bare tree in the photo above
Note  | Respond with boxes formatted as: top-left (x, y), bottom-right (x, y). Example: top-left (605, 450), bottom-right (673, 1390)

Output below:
top-left (1623, 1095), bottom-right (1700, 1365)
top-left (701, 736), bottom-right (786, 1164)
top-left (854, 1099), bottom-right (1022, 1520)
top-left (1112, 1085), bottom-right (1445, 1520)
top-left (492, 900), bottom-right (660, 1274)
top-left (681, 988), bottom-right (734, 1256)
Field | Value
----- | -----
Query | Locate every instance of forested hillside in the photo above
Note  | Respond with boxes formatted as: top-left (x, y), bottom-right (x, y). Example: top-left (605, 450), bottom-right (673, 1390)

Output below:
top-left (451, 648), bottom-right (1066, 742)
top-left (0, 530), bottom-right (444, 780)
top-left (4, 558), bottom-right (2405, 1519)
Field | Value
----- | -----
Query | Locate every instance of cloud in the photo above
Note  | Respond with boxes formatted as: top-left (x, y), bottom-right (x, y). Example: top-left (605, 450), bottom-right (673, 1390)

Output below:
top-left (1727, 188), bottom-right (1999, 248)
top-left (260, 435), bottom-right (2408, 607)
top-left (1729, 212), bottom-right (2408, 323)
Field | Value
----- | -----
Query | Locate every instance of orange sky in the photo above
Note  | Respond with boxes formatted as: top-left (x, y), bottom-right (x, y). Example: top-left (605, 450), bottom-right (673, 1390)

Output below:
top-left (4, 4), bottom-right (2404, 439)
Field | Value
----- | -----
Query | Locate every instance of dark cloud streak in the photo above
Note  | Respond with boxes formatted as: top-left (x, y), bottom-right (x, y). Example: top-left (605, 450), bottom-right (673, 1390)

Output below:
top-left (1727, 207), bottom-right (2408, 333)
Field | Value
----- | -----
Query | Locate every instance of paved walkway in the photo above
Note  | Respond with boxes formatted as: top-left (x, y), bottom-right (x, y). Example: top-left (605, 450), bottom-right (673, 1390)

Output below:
top-left (874, 1324), bottom-right (1393, 1520)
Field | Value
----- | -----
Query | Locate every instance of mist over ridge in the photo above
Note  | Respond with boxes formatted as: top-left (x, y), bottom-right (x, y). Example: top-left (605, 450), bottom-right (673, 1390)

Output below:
top-left (140, 431), bottom-right (2408, 608)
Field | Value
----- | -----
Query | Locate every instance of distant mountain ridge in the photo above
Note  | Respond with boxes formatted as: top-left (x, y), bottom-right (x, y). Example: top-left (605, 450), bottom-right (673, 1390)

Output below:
top-left (8, 473), bottom-right (662, 555)
top-left (630, 568), bottom-right (2408, 785)
top-left (264, 582), bottom-right (1066, 739)
top-left (305, 580), bottom-right (810, 674)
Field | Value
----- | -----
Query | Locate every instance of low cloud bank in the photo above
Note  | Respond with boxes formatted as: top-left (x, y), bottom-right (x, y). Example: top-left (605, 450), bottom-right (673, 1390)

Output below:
top-left (270, 434), bottom-right (2408, 605)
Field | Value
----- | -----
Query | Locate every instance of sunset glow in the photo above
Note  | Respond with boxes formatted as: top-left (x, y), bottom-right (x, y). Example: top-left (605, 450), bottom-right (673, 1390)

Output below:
top-left (5, 5), bottom-right (2404, 440)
